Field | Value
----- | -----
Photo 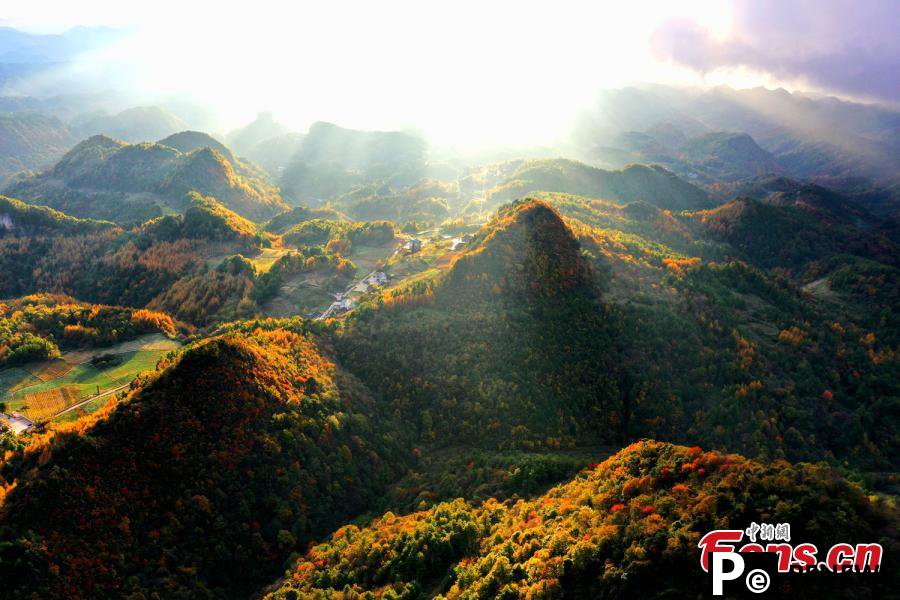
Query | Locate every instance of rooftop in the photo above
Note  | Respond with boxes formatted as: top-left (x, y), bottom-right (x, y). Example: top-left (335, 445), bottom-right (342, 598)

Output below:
top-left (1, 412), bottom-right (35, 435)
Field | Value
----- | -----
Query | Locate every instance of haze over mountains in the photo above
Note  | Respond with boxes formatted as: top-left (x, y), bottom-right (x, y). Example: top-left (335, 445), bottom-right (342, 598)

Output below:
top-left (573, 85), bottom-right (900, 212)
top-left (0, 7), bottom-right (898, 598)
top-left (2, 88), bottom-right (898, 218)
top-left (1, 21), bottom-right (899, 211)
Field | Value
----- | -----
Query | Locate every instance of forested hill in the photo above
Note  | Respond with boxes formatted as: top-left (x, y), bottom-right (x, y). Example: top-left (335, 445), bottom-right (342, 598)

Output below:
top-left (337, 199), bottom-right (623, 448)
top-left (333, 195), bottom-right (898, 471)
top-left (267, 440), bottom-right (898, 599)
top-left (0, 194), bottom-right (115, 236)
top-left (0, 294), bottom-right (179, 367)
top-left (440, 199), bottom-right (597, 304)
top-left (158, 130), bottom-right (236, 162)
top-left (0, 112), bottom-right (75, 180)
top-left (0, 15), bottom-right (896, 600)
top-left (0, 322), bottom-right (408, 598)
top-left (0, 191), bottom-right (896, 598)
top-left (690, 197), bottom-right (899, 272)
top-left (483, 159), bottom-right (711, 212)
top-left (0, 192), bottom-right (268, 322)
top-left (3, 133), bottom-right (287, 224)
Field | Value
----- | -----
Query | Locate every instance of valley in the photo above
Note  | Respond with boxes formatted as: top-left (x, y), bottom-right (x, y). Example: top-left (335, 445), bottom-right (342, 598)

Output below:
top-left (0, 127), bottom-right (897, 595)
top-left (0, 11), bottom-right (898, 597)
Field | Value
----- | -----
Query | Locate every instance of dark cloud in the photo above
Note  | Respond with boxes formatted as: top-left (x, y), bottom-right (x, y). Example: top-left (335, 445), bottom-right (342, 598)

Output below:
top-left (652, 0), bottom-right (900, 103)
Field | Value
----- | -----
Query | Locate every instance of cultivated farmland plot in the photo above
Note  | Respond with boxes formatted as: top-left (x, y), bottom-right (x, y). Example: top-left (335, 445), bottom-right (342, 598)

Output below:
top-left (0, 334), bottom-right (181, 421)
top-left (21, 386), bottom-right (79, 421)
top-left (25, 359), bottom-right (73, 382)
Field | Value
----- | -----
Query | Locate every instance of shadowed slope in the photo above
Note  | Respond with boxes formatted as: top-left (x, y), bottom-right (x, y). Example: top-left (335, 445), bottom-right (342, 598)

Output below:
top-left (337, 200), bottom-right (621, 448)
top-left (0, 325), bottom-right (406, 598)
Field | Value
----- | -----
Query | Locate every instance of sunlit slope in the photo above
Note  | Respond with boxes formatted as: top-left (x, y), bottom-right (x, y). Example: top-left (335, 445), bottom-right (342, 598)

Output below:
top-left (138, 192), bottom-right (262, 244)
top-left (441, 199), bottom-right (596, 303)
top-left (0, 324), bottom-right (407, 598)
top-left (4, 134), bottom-right (287, 223)
top-left (267, 439), bottom-right (899, 599)
top-left (0, 293), bottom-right (177, 368)
top-left (263, 205), bottom-right (349, 234)
top-left (158, 130), bottom-right (235, 162)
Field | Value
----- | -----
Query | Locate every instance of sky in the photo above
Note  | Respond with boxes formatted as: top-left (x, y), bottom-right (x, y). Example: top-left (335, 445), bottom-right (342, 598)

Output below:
top-left (652, 0), bottom-right (900, 105)
top-left (2, 0), bottom-right (896, 145)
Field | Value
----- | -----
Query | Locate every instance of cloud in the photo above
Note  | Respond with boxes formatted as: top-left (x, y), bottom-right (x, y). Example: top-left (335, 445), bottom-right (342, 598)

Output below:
top-left (651, 0), bottom-right (900, 103)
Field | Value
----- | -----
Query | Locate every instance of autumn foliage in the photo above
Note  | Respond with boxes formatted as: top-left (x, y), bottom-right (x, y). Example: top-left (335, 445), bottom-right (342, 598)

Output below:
top-left (0, 323), bottom-right (407, 598)
top-left (268, 440), bottom-right (898, 599)
top-left (0, 294), bottom-right (179, 366)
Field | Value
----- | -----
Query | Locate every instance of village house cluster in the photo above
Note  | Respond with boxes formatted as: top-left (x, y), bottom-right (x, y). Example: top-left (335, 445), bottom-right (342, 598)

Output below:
top-left (319, 270), bottom-right (390, 319)
top-left (0, 411), bottom-right (35, 436)
top-left (317, 231), bottom-right (474, 320)
top-left (450, 233), bottom-right (473, 251)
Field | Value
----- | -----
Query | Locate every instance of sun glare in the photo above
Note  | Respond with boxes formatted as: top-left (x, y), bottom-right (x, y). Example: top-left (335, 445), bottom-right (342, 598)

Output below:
top-left (46, 1), bottom-right (741, 146)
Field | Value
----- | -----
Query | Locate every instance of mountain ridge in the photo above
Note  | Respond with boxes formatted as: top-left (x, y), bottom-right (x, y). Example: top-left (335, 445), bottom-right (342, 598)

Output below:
top-left (483, 158), bottom-right (712, 212)
top-left (0, 324), bottom-right (407, 598)
top-left (5, 134), bottom-right (287, 223)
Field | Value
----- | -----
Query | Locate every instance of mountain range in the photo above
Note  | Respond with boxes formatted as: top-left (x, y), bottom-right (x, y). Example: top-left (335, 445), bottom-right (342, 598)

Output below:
top-left (0, 72), bottom-right (898, 599)
top-left (0, 195), bottom-right (896, 596)
top-left (574, 84), bottom-right (900, 216)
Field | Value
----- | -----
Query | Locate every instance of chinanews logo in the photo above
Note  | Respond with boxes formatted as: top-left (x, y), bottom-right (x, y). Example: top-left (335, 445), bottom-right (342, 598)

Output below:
top-left (699, 522), bottom-right (884, 596)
